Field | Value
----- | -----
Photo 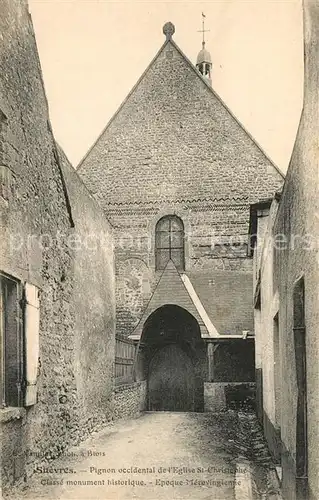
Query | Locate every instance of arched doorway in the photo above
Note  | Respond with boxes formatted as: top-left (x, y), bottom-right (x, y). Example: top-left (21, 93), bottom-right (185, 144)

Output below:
top-left (135, 305), bottom-right (205, 412)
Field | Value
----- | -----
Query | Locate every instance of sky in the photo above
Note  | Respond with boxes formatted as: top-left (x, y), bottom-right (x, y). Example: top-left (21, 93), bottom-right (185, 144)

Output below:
top-left (28, 0), bottom-right (304, 173)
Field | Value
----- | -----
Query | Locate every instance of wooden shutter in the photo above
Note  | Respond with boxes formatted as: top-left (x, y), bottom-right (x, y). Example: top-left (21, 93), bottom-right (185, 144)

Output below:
top-left (24, 283), bottom-right (40, 406)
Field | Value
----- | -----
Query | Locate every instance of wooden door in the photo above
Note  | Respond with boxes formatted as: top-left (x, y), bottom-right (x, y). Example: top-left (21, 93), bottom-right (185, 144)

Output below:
top-left (148, 344), bottom-right (195, 411)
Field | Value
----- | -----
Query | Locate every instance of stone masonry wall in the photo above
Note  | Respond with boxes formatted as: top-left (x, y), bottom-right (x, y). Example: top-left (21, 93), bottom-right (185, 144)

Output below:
top-left (1, 0), bottom-right (76, 486)
top-left (78, 39), bottom-right (283, 206)
top-left (104, 204), bottom-right (259, 337)
top-left (0, 0), bottom-right (115, 489)
top-left (78, 36), bottom-right (284, 338)
top-left (204, 382), bottom-right (255, 412)
top-left (58, 149), bottom-right (116, 439)
top-left (112, 382), bottom-right (147, 421)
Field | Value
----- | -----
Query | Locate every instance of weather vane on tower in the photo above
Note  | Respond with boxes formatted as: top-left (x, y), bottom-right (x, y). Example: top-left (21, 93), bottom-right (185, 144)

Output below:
top-left (198, 12), bottom-right (210, 48)
top-left (196, 13), bottom-right (212, 84)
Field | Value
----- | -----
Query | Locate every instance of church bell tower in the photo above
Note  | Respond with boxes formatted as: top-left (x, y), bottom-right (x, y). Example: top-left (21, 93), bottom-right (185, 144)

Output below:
top-left (196, 13), bottom-right (212, 84)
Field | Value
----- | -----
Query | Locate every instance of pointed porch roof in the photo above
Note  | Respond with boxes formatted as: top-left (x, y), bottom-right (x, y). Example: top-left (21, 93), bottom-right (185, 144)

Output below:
top-left (128, 260), bottom-right (220, 340)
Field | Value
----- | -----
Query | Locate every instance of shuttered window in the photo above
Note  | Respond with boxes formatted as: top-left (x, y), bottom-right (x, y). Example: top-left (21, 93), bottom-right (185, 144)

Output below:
top-left (0, 273), bottom-right (23, 407)
top-left (155, 215), bottom-right (185, 271)
top-left (0, 275), bottom-right (40, 408)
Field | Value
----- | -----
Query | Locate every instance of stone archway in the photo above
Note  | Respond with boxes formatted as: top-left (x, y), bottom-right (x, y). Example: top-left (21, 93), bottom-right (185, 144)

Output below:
top-left (136, 304), bottom-right (206, 412)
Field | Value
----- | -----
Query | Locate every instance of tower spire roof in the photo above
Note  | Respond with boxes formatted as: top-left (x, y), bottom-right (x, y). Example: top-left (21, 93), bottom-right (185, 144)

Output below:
top-left (196, 13), bottom-right (212, 82)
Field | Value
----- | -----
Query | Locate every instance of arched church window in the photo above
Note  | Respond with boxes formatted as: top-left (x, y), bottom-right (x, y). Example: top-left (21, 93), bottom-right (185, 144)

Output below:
top-left (155, 215), bottom-right (185, 271)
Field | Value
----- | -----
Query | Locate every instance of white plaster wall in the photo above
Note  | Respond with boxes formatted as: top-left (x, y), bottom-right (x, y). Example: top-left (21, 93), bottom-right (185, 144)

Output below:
top-left (254, 200), bottom-right (280, 429)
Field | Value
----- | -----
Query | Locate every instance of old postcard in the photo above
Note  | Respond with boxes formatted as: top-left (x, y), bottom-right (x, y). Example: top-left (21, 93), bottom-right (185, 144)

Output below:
top-left (0, 0), bottom-right (318, 499)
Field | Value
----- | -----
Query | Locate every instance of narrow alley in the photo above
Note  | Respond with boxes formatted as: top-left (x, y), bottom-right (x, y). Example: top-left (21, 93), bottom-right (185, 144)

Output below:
top-left (13, 411), bottom-right (281, 500)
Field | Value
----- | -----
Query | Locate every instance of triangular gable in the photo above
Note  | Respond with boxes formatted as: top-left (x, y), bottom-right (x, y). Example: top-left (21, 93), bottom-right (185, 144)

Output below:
top-left (129, 260), bottom-right (220, 340)
top-left (77, 36), bottom-right (283, 180)
top-left (78, 35), bottom-right (284, 212)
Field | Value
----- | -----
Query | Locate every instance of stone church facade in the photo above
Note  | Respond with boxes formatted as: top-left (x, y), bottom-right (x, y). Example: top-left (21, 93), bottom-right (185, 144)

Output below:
top-left (78, 22), bottom-right (284, 412)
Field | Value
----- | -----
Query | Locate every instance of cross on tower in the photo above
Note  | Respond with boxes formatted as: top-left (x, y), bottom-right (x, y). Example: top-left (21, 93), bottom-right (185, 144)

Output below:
top-left (197, 12), bottom-right (210, 48)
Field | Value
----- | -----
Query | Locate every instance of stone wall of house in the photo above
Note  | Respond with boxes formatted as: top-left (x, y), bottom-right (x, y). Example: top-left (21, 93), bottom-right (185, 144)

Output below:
top-left (58, 149), bottom-right (116, 439)
top-left (273, 1), bottom-right (319, 498)
top-left (0, 0), bottom-right (115, 489)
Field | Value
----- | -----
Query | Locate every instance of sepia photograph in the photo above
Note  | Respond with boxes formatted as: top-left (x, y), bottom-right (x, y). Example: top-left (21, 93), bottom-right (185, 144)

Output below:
top-left (0, 0), bottom-right (318, 499)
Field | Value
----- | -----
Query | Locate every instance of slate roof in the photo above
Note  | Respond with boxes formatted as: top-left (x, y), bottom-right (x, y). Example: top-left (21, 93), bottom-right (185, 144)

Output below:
top-left (129, 261), bottom-right (254, 340)
top-left (187, 269), bottom-right (254, 336)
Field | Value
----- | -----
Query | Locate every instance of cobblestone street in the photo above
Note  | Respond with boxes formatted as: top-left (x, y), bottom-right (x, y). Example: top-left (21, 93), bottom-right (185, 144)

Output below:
top-left (12, 411), bottom-right (281, 500)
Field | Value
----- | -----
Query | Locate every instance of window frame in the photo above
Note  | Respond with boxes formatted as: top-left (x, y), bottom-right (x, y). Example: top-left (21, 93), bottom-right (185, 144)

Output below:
top-left (0, 272), bottom-right (24, 408)
top-left (293, 276), bottom-right (308, 479)
top-left (155, 215), bottom-right (185, 271)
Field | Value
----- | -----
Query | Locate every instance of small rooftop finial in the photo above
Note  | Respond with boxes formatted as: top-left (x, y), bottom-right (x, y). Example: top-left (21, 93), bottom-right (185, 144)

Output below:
top-left (198, 12), bottom-right (210, 48)
top-left (163, 22), bottom-right (175, 40)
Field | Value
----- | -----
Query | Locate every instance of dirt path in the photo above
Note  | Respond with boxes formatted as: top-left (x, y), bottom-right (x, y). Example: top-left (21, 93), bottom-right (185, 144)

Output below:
top-left (10, 411), bottom-right (275, 500)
